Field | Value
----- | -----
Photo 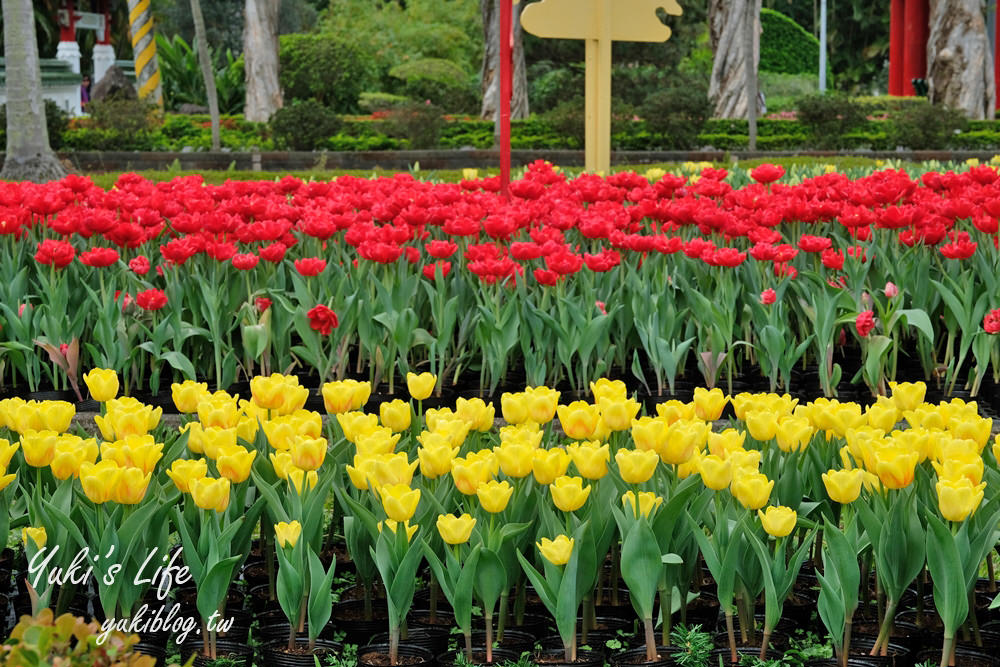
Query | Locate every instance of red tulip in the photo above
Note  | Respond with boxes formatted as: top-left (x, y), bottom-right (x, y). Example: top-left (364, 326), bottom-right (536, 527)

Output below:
top-left (984, 309), bottom-right (1000, 334)
top-left (232, 253), bottom-right (259, 270)
top-left (255, 297), bottom-right (272, 312)
top-left (750, 163), bottom-right (785, 185)
top-left (294, 257), bottom-right (327, 276)
top-left (136, 289), bottom-right (168, 311)
top-left (855, 310), bottom-right (875, 337)
top-left (35, 239), bottom-right (75, 269)
top-left (422, 261), bottom-right (452, 280)
top-left (307, 304), bottom-right (339, 335)
top-left (79, 247), bottom-right (119, 268)
top-left (129, 255), bottom-right (151, 275)
top-left (426, 240), bottom-right (458, 259)
top-left (533, 268), bottom-right (560, 286)
top-left (760, 288), bottom-right (777, 305)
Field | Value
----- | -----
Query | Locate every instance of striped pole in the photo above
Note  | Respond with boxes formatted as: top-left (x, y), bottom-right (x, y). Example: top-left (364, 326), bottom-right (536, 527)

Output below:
top-left (126, 0), bottom-right (163, 106)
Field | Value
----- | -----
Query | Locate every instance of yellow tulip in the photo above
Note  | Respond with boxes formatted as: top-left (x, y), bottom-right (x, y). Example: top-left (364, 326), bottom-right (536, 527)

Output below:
top-left (437, 513), bottom-right (476, 545)
top-left (727, 448), bottom-right (762, 475)
top-left (598, 397), bottom-right (641, 432)
top-left (190, 476), bottom-right (231, 512)
top-left (936, 477), bottom-right (986, 522)
top-left (889, 381), bottom-right (926, 412)
top-left (932, 454), bottom-right (984, 486)
top-left (345, 455), bottom-right (377, 490)
top-left (83, 368), bottom-right (119, 402)
top-left (950, 418), bottom-right (992, 451)
top-left (276, 383), bottom-right (309, 417)
top-left (455, 397), bottom-right (496, 432)
top-left (496, 442), bottom-right (535, 478)
top-left (20, 430), bottom-right (59, 467)
top-left (655, 400), bottom-right (695, 425)
top-left (698, 454), bottom-right (732, 491)
top-left (23, 526), bottom-right (46, 549)
top-left (615, 448), bottom-right (659, 484)
top-left (275, 520), bottom-right (302, 549)
top-left (322, 379), bottom-right (371, 414)
top-left (380, 483), bottom-right (421, 522)
top-left (822, 468), bottom-right (864, 504)
top-left (418, 441), bottom-right (456, 479)
top-left (866, 402), bottom-right (900, 433)
top-left (537, 535), bottom-right (574, 566)
top-left (371, 452), bottom-right (418, 488)
top-left (660, 420), bottom-right (705, 465)
top-left (549, 476), bottom-right (591, 512)
top-left (730, 472), bottom-right (774, 510)
top-left (829, 403), bottom-right (866, 437)
top-left (182, 422), bottom-right (205, 454)
top-left (166, 458), bottom-right (208, 493)
top-left (288, 467), bottom-right (318, 495)
top-left (79, 460), bottom-right (123, 504)
top-left (0, 469), bottom-right (15, 493)
top-left (113, 467), bottom-right (152, 504)
top-left (434, 418), bottom-right (472, 449)
top-left (556, 401), bottom-right (601, 440)
top-left (526, 386), bottom-right (560, 424)
top-left (745, 411), bottom-right (778, 442)
top-left (775, 416), bottom-right (813, 453)
top-left (707, 429), bottom-right (746, 458)
top-left (567, 441), bottom-right (610, 480)
top-left (217, 446), bottom-right (257, 483)
top-left (874, 447), bottom-right (919, 489)
top-left (289, 436), bottom-right (327, 471)
top-left (451, 457), bottom-right (492, 495)
top-left (201, 427), bottom-right (238, 460)
top-left (37, 401), bottom-right (75, 434)
top-left (337, 412), bottom-right (380, 443)
top-left (250, 373), bottom-right (289, 410)
top-left (758, 506), bottom-right (797, 538)
top-left (379, 399), bottom-right (412, 433)
top-left (631, 416), bottom-right (668, 453)
top-left (499, 423), bottom-right (544, 449)
top-left (532, 448), bottom-right (570, 485)
top-left (501, 392), bottom-right (530, 425)
top-left (197, 394), bottom-right (239, 430)
top-left (0, 438), bottom-right (18, 469)
top-left (621, 491), bottom-right (663, 517)
top-left (378, 519), bottom-right (418, 542)
top-left (406, 372), bottom-right (437, 400)
top-left (172, 380), bottom-right (209, 414)
top-left (355, 427), bottom-right (400, 458)
top-left (693, 388), bottom-right (726, 421)
top-left (590, 378), bottom-right (627, 403)
top-left (477, 480), bottom-right (514, 513)
top-left (50, 436), bottom-right (98, 480)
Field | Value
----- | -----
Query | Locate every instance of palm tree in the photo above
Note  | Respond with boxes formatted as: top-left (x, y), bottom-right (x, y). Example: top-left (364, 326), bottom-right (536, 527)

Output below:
top-left (1, 0), bottom-right (67, 182)
top-left (190, 0), bottom-right (220, 150)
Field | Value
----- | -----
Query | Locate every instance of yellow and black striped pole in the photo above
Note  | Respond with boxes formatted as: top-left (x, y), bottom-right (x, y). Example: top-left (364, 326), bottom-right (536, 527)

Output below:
top-left (126, 0), bottom-right (163, 106)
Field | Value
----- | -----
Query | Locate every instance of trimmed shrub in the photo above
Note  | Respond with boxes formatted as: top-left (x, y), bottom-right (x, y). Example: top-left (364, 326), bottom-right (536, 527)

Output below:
top-left (795, 94), bottom-right (866, 149)
top-left (358, 92), bottom-right (411, 113)
top-left (640, 79), bottom-right (712, 149)
top-left (886, 101), bottom-right (968, 149)
top-left (279, 34), bottom-right (376, 113)
top-left (760, 9), bottom-right (832, 82)
top-left (269, 100), bottom-right (342, 151)
top-left (389, 58), bottom-right (477, 113)
top-left (384, 100), bottom-right (445, 149)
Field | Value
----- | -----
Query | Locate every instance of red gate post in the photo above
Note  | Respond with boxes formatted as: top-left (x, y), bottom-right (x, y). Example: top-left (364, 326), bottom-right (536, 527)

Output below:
top-left (889, 0), bottom-right (905, 96)
top-left (499, 0), bottom-right (512, 200)
top-left (902, 0), bottom-right (928, 96)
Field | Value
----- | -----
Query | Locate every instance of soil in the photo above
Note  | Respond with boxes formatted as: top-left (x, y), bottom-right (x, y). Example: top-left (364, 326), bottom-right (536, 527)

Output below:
top-left (359, 652), bottom-right (428, 666)
top-left (332, 605), bottom-right (388, 621)
top-left (273, 645), bottom-right (338, 657)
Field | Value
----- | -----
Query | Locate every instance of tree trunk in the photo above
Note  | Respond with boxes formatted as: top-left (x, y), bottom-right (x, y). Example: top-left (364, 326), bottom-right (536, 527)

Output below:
top-left (480, 0), bottom-right (528, 128)
top-left (709, 0), bottom-right (762, 119)
top-left (927, 0), bottom-right (994, 120)
top-left (190, 0), bottom-right (221, 150)
top-left (244, 0), bottom-right (283, 122)
top-left (1, 0), bottom-right (68, 182)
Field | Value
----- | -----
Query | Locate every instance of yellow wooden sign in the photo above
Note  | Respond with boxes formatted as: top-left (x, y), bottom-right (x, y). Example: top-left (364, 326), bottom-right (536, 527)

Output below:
top-left (520, 0), bottom-right (682, 173)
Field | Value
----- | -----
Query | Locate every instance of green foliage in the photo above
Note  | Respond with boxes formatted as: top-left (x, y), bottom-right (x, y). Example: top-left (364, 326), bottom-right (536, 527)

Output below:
top-left (76, 97), bottom-right (161, 150)
top-left (0, 100), bottom-right (68, 151)
top-left (886, 101), bottom-right (969, 150)
top-left (278, 33), bottom-right (377, 113)
top-left (154, 33), bottom-right (246, 114)
top-left (760, 8), bottom-right (830, 81)
top-left (826, 0), bottom-right (889, 94)
top-left (270, 100), bottom-right (342, 151)
top-left (0, 610), bottom-right (158, 667)
top-left (640, 77), bottom-right (712, 150)
top-left (760, 72), bottom-right (819, 113)
top-left (795, 94), bottom-right (867, 149)
top-left (384, 101), bottom-right (446, 150)
top-left (542, 97), bottom-right (636, 149)
top-left (389, 58), bottom-right (477, 113)
top-left (358, 92), bottom-right (412, 113)
top-left (528, 63), bottom-right (584, 114)
top-left (670, 624), bottom-right (713, 667)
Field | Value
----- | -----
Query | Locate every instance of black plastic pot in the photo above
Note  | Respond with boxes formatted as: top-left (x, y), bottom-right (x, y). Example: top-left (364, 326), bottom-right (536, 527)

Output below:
top-left (608, 645), bottom-right (679, 667)
top-left (436, 647), bottom-right (520, 667)
top-left (372, 627), bottom-right (451, 656)
top-left (470, 629), bottom-right (536, 654)
top-left (358, 642), bottom-right (435, 667)
top-left (845, 636), bottom-right (913, 667)
top-left (531, 648), bottom-right (605, 667)
top-left (914, 646), bottom-right (998, 667)
top-left (481, 612), bottom-right (553, 639)
top-left (134, 641), bottom-right (167, 667)
top-left (189, 639), bottom-right (254, 667)
top-left (259, 638), bottom-right (343, 667)
top-left (804, 660), bottom-right (884, 667)
top-left (710, 646), bottom-right (785, 665)
top-left (329, 598), bottom-right (390, 646)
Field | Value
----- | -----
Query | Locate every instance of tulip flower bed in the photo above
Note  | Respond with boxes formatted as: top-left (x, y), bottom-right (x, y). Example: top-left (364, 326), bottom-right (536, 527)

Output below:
top-left (5, 160), bottom-right (1000, 408)
top-left (0, 372), bottom-right (998, 667)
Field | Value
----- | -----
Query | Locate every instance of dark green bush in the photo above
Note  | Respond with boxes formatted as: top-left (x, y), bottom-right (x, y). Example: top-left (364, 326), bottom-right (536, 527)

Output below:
top-left (269, 100), bottom-right (342, 151)
top-left (795, 94), bottom-right (866, 149)
top-left (388, 58), bottom-right (477, 113)
top-left (640, 79), bottom-right (712, 149)
top-left (62, 128), bottom-right (161, 151)
top-left (541, 97), bottom-right (637, 149)
top-left (358, 92), bottom-right (411, 113)
top-left (0, 100), bottom-right (69, 150)
top-left (886, 101), bottom-right (968, 149)
top-left (279, 34), bottom-right (376, 113)
top-left (528, 63), bottom-right (584, 114)
top-left (384, 100), bottom-right (445, 149)
top-left (85, 98), bottom-right (159, 134)
top-left (760, 9), bottom-right (831, 81)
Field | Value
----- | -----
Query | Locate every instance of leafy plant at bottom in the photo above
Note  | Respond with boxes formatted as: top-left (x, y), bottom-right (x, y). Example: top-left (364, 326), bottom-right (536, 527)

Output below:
top-left (670, 624), bottom-right (713, 667)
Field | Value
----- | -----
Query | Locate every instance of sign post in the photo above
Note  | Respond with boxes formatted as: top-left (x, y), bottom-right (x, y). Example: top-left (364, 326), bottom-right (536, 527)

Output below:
top-left (520, 0), bottom-right (682, 174)
top-left (500, 0), bottom-right (512, 199)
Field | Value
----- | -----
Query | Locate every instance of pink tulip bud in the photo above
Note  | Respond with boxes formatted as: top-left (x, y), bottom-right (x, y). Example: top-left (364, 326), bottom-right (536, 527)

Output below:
top-left (884, 282), bottom-right (899, 298)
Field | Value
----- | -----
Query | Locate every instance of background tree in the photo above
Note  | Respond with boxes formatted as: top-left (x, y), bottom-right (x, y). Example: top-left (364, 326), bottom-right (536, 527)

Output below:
top-left (480, 0), bottom-right (528, 123)
top-left (1, 0), bottom-right (67, 182)
top-left (927, 0), bottom-right (994, 119)
top-left (189, 0), bottom-right (220, 149)
top-left (244, 0), bottom-right (282, 122)
top-left (708, 0), bottom-right (761, 118)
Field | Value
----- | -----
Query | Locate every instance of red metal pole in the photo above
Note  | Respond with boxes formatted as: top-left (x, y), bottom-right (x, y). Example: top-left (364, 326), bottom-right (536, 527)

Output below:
top-left (499, 0), bottom-right (512, 200)
top-left (59, 0), bottom-right (77, 41)
top-left (889, 0), bottom-right (905, 96)
top-left (100, 0), bottom-right (111, 44)
top-left (902, 0), bottom-right (928, 96)
top-left (995, 3), bottom-right (1000, 110)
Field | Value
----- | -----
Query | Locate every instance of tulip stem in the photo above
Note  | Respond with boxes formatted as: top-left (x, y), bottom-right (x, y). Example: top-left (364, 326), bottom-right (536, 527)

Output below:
top-left (870, 598), bottom-right (897, 656)
top-left (939, 634), bottom-right (955, 667)
top-left (463, 632), bottom-right (472, 661)
top-left (759, 629), bottom-right (771, 661)
top-left (485, 610), bottom-right (494, 663)
top-left (842, 619), bottom-right (852, 667)
top-left (643, 617), bottom-right (657, 662)
top-left (390, 626), bottom-right (400, 666)
top-left (660, 586), bottom-right (672, 647)
top-left (725, 611), bottom-right (737, 664)
top-left (497, 591), bottom-right (509, 642)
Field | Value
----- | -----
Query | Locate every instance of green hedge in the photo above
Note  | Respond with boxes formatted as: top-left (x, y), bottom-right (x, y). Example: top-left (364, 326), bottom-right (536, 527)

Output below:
top-left (760, 9), bottom-right (833, 83)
